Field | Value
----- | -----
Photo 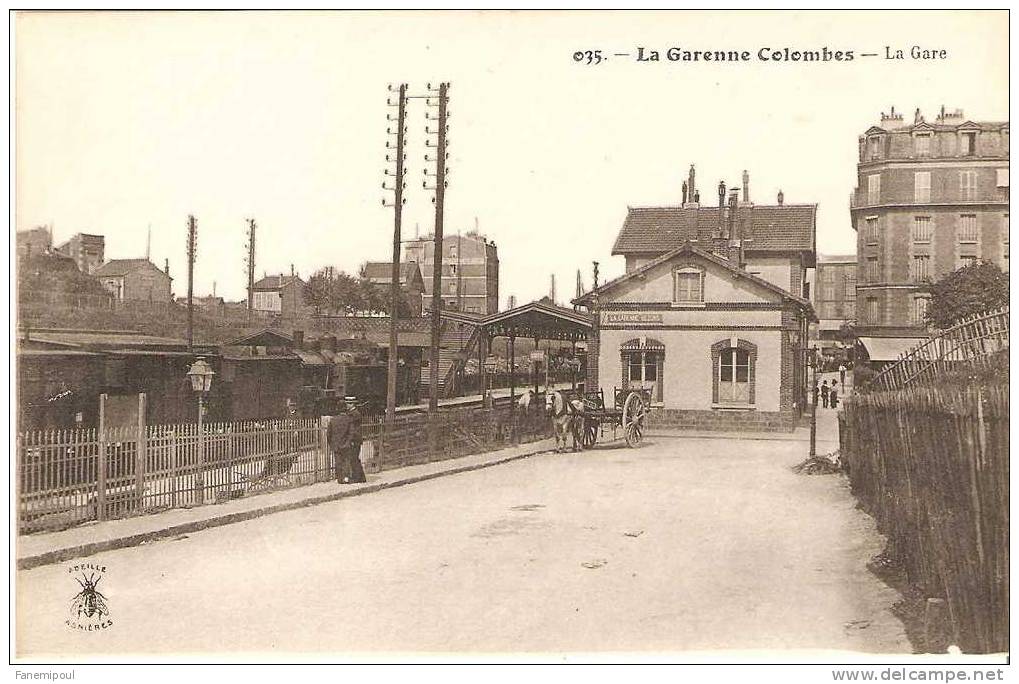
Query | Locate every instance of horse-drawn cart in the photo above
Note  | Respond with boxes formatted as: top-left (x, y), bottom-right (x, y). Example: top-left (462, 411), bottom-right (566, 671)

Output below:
top-left (580, 388), bottom-right (650, 448)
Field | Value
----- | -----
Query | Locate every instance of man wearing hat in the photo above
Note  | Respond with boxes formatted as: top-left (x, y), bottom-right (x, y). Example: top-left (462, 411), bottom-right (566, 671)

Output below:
top-left (327, 398), bottom-right (354, 484)
top-left (344, 395), bottom-right (367, 484)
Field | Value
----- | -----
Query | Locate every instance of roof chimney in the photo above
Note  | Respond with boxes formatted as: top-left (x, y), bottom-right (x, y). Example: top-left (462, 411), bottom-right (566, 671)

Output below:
top-left (293, 330), bottom-right (304, 349)
top-left (687, 165), bottom-right (698, 207)
top-left (164, 258), bottom-right (170, 277)
top-left (777, 189), bottom-right (785, 206)
top-left (742, 170), bottom-right (750, 203)
top-left (717, 181), bottom-right (726, 236)
top-left (291, 263), bottom-right (295, 277)
top-left (682, 180), bottom-right (688, 205)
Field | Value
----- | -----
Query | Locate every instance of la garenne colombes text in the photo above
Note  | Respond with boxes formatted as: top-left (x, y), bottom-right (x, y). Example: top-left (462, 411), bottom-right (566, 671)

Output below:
top-left (631, 45), bottom-right (947, 62)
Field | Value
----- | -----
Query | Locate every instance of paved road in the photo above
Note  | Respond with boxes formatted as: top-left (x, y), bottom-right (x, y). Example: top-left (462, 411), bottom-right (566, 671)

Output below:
top-left (17, 430), bottom-right (908, 657)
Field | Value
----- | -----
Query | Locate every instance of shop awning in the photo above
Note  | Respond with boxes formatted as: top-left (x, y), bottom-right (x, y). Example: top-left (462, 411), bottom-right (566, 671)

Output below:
top-left (858, 336), bottom-right (927, 362)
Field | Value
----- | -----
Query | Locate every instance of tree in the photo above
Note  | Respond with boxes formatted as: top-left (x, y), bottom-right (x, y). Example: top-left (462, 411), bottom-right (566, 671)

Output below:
top-left (303, 267), bottom-right (366, 315)
top-left (924, 260), bottom-right (1009, 329)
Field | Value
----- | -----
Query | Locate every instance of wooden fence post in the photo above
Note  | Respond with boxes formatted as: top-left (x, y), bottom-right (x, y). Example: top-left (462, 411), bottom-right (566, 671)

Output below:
top-left (97, 393), bottom-right (108, 522)
top-left (170, 429), bottom-right (179, 508)
top-left (319, 416), bottom-right (330, 482)
top-left (136, 393), bottom-right (147, 511)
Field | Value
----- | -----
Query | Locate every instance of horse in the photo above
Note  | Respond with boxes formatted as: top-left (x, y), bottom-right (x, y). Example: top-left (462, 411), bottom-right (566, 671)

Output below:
top-left (518, 389), bottom-right (535, 412)
top-left (546, 390), bottom-right (585, 453)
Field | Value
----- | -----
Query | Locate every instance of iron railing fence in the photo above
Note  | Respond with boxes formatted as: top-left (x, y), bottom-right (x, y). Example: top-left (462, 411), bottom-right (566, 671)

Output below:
top-left (18, 400), bottom-right (552, 536)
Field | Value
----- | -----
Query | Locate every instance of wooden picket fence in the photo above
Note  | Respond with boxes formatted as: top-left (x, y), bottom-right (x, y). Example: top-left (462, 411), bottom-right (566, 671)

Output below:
top-left (840, 383), bottom-right (1008, 653)
top-left (867, 306), bottom-right (1009, 391)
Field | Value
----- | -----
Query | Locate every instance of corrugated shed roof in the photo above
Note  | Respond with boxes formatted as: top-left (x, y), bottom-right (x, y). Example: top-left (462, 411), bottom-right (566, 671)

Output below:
top-left (611, 204), bottom-right (816, 255)
top-left (25, 330), bottom-right (188, 348)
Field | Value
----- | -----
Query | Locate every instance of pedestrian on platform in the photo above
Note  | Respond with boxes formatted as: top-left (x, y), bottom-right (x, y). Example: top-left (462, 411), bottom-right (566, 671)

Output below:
top-left (830, 383), bottom-right (839, 410)
top-left (838, 363), bottom-right (847, 387)
top-left (820, 380), bottom-right (830, 409)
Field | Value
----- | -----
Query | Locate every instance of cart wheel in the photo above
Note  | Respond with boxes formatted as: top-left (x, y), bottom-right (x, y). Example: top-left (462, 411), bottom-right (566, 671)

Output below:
top-left (582, 421), bottom-right (598, 448)
top-left (622, 392), bottom-right (647, 447)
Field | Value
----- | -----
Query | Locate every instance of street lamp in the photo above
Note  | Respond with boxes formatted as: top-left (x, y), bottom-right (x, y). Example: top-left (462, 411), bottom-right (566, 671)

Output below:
top-left (483, 354), bottom-right (498, 408)
top-left (186, 357), bottom-right (215, 504)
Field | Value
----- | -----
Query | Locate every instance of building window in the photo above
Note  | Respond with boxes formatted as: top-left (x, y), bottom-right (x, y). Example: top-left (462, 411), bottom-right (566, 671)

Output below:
top-left (868, 136), bottom-right (881, 160)
top-left (867, 174), bottom-right (881, 204)
top-left (958, 254), bottom-right (978, 270)
top-left (910, 254), bottom-right (930, 281)
top-left (865, 216), bottom-right (878, 244)
top-left (844, 276), bottom-right (856, 300)
top-left (912, 296), bottom-right (930, 326)
top-left (958, 214), bottom-right (978, 243)
top-left (866, 256), bottom-right (879, 282)
top-left (711, 339), bottom-right (757, 406)
top-left (673, 267), bottom-right (704, 304)
top-left (914, 133), bottom-right (931, 158)
top-left (845, 301), bottom-right (856, 318)
top-left (867, 297), bottom-right (879, 324)
top-left (960, 170), bottom-right (977, 200)
top-left (914, 172), bottom-right (931, 203)
top-left (823, 268), bottom-right (835, 283)
top-left (962, 131), bottom-right (977, 156)
top-left (822, 286), bottom-right (835, 301)
top-left (912, 216), bottom-right (932, 243)
top-left (997, 169), bottom-right (1009, 188)
top-left (621, 341), bottom-right (664, 403)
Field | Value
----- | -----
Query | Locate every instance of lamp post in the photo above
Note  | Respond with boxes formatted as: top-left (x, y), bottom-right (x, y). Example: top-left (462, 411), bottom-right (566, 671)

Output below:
top-left (186, 357), bottom-right (215, 504)
top-left (483, 354), bottom-right (498, 409)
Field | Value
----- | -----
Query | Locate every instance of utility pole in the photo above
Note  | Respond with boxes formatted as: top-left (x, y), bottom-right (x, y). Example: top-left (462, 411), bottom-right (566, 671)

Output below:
top-left (424, 82), bottom-right (450, 412)
top-left (186, 215), bottom-right (197, 353)
top-left (383, 83), bottom-right (408, 422)
top-left (245, 219), bottom-right (256, 324)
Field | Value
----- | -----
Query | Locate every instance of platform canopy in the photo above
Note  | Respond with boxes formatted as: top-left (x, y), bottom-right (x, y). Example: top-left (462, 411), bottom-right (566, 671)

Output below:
top-left (459, 300), bottom-right (594, 341)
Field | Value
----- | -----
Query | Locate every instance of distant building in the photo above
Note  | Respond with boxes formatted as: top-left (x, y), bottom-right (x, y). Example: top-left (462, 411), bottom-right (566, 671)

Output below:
top-left (252, 271), bottom-right (306, 315)
top-left (16, 227), bottom-right (53, 261)
top-left (177, 294), bottom-right (226, 316)
top-left (54, 233), bottom-right (105, 275)
top-left (94, 258), bottom-right (172, 302)
top-left (361, 261), bottom-right (426, 316)
top-left (852, 106), bottom-right (1009, 336)
top-left (813, 254), bottom-right (857, 351)
top-left (404, 230), bottom-right (499, 314)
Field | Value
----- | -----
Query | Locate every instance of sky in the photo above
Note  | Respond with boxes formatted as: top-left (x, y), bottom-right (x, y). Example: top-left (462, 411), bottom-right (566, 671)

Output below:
top-left (14, 11), bottom-right (1008, 305)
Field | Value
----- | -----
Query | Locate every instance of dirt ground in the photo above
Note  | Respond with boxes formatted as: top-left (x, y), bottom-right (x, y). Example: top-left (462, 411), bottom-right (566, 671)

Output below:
top-left (17, 430), bottom-right (910, 658)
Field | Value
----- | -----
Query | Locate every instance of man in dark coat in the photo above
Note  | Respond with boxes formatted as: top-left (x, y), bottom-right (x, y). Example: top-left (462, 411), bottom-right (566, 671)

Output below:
top-left (344, 396), bottom-right (367, 483)
top-left (820, 380), bottom-right (830, 408)
top-left (327, 401), bottom-right (354, 483)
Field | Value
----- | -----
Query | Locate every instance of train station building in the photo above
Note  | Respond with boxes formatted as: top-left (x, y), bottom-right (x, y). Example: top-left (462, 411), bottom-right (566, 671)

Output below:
top-left (574, 166), bottom-right (817, 430)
